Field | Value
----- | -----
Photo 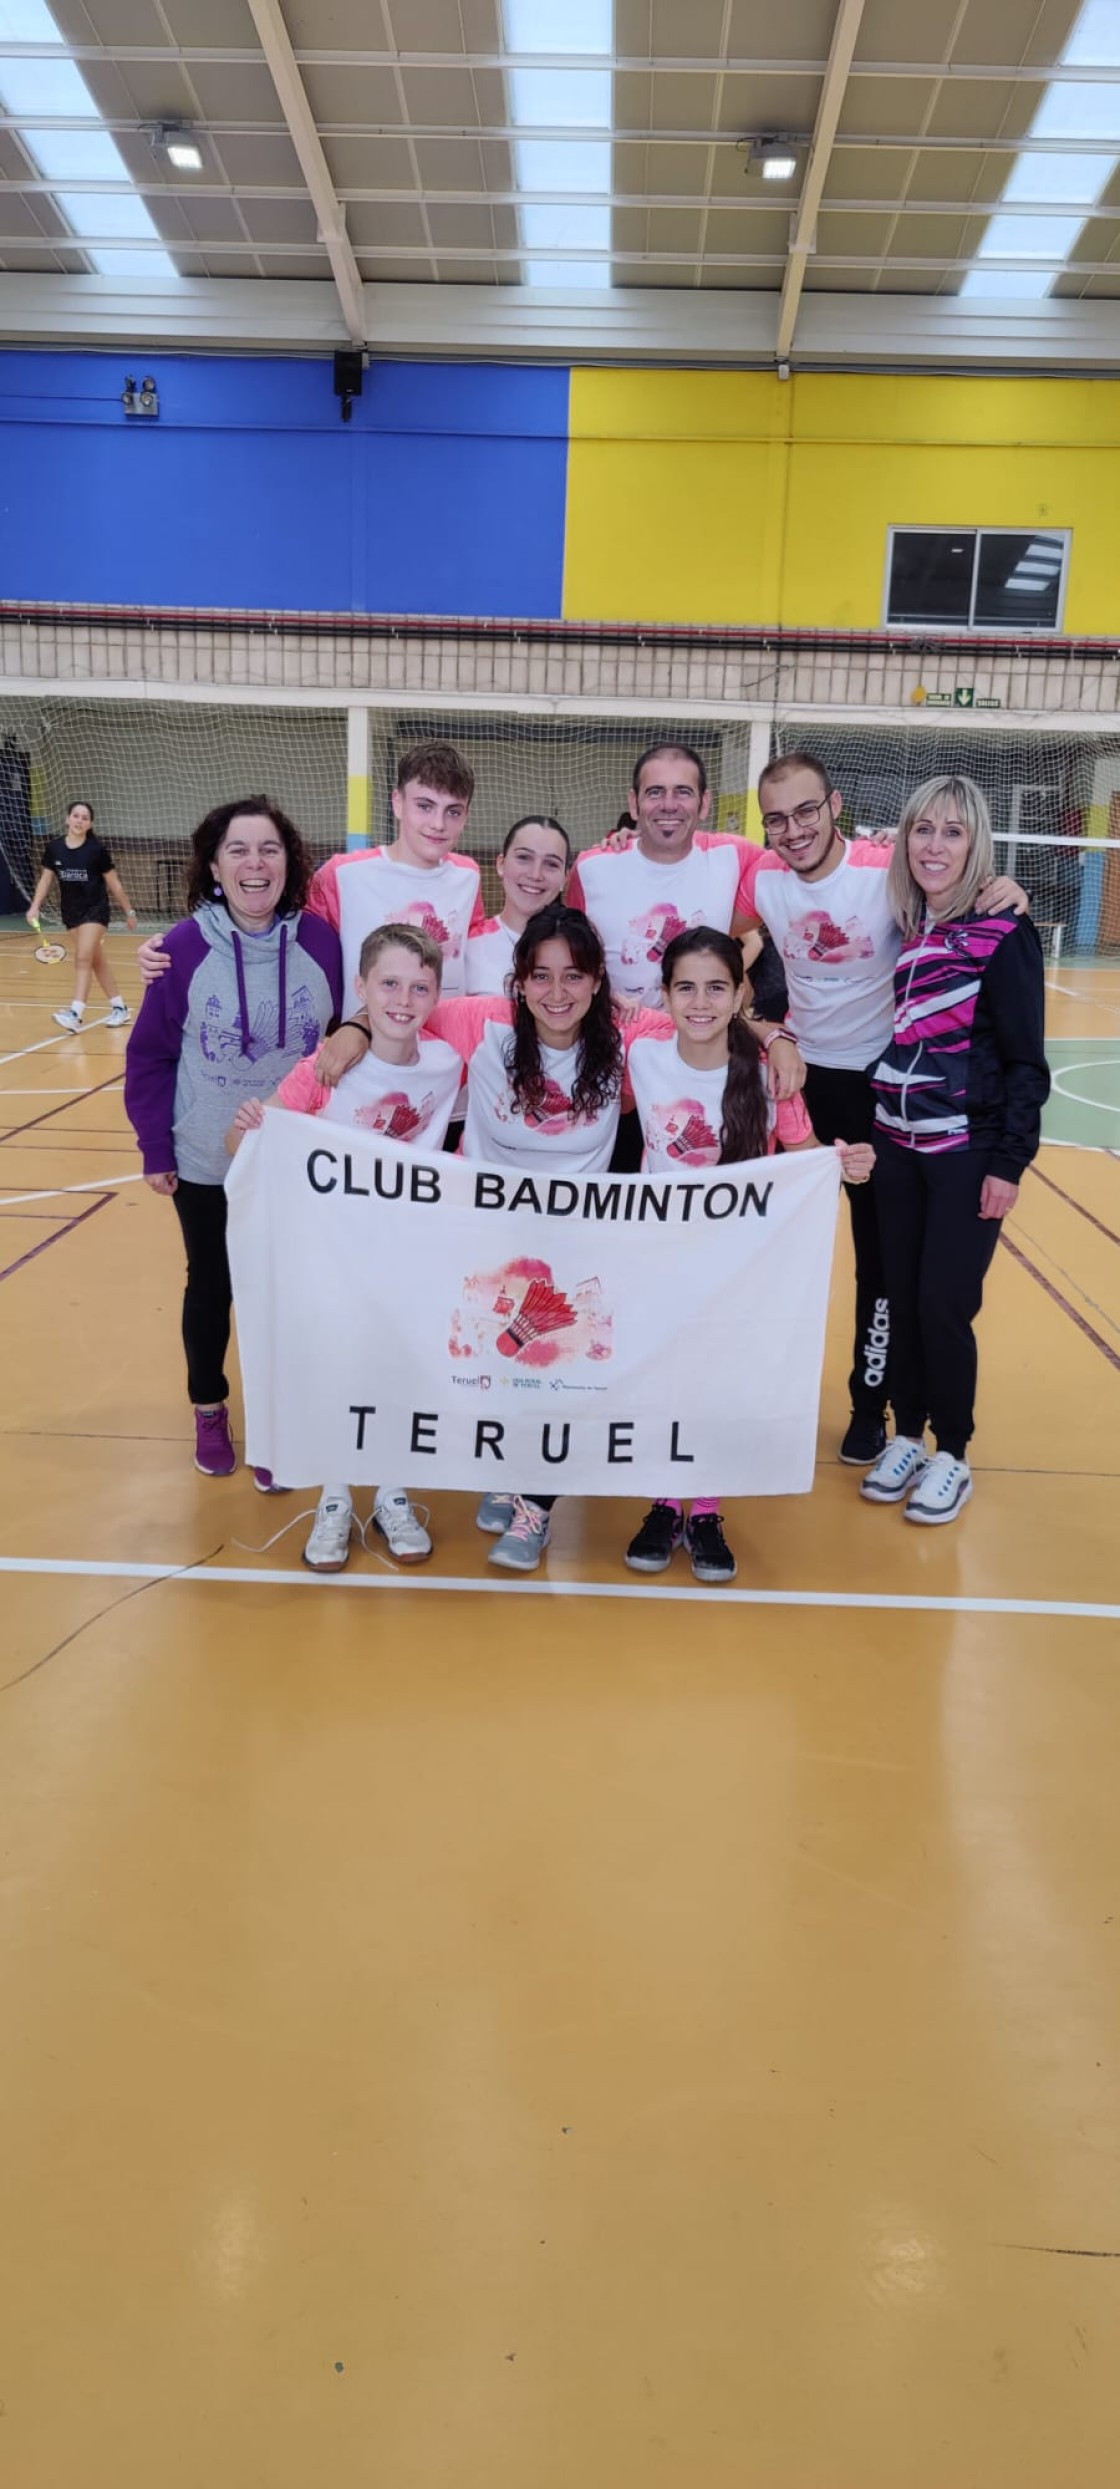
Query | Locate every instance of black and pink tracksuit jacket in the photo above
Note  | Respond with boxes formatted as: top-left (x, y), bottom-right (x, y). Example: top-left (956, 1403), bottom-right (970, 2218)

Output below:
top-left (870, 910), bottom-right (1049, 1182)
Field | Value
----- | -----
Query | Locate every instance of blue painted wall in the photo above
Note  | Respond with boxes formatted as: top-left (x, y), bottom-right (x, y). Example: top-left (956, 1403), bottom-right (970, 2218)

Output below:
top-left (0, 350), bottom-right (569, 618)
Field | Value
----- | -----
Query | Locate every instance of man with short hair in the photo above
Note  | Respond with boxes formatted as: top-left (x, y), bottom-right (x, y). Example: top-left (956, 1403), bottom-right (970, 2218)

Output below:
top-left (568, 742), bottom-right (765, 1013)
top-left (308, 739), bottom-right (484, 994)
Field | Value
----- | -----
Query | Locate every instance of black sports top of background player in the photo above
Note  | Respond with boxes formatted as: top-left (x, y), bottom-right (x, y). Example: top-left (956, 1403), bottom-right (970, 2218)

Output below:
top-left (41, 831), bottom-right (116, 929)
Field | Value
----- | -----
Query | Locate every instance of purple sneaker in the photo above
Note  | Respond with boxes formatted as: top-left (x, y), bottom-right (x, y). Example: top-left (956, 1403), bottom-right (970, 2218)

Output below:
top-left (194, 1404), bottom-right (236, 1477)
top-left (253, 1468), bottom-right (288, 1494)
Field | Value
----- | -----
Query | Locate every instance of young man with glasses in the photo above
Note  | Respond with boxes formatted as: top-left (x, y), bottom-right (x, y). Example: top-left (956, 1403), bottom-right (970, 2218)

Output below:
top-left (744, 751), bottom-right (1026, 1467)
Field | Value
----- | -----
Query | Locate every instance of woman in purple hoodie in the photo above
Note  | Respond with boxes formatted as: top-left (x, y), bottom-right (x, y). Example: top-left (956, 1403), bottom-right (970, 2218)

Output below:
top-left (124, 798), bottom-right (342, 1480)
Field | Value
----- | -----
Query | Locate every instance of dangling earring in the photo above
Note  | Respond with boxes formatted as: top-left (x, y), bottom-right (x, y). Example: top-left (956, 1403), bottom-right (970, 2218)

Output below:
top-left (213, 879), bottom-right (223, 895)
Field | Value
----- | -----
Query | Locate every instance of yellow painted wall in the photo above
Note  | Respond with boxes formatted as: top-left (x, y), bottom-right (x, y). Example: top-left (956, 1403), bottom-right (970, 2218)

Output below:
top-left (563, 369), bottom-right (1120, 635)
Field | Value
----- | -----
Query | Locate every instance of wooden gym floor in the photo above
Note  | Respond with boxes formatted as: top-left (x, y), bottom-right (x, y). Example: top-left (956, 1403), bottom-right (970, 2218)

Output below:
top-left (1, 925), bottom-right (1118, 2488)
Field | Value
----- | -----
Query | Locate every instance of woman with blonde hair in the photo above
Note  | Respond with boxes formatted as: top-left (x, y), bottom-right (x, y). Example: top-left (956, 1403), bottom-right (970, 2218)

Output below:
top-left (860, 774), bottom-right (1049, 1525)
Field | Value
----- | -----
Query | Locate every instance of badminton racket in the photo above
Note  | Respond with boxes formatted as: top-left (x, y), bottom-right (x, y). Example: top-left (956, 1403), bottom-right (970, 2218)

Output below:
top-left (28, 916), bottom-right (66, 966)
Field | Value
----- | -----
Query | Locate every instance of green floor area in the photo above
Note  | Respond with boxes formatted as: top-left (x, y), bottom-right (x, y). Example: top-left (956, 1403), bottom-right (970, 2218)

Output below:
top-left (1043, 1039), bottom-right (1120, 1149)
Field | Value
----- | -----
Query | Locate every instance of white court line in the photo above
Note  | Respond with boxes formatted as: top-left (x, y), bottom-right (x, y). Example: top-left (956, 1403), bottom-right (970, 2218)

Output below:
top-left (0, 1552), bottom-right (1116, 1621)
top-left (0, 1086), bottom-right (91, 1096)
top-left (1046, 975), bottom-right (1120, 1021)
top-left (0, 1172), bottom-right (143, 1206)
top-left (1050, 1061), bottom-right (1120, 1117)
top-left (0, 1014), bottom-right (113, 1068)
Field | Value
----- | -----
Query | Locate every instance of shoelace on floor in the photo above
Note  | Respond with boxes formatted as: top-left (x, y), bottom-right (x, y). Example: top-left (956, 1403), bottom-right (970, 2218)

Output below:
top-left (234, 1497), bottom-right (431, 1568)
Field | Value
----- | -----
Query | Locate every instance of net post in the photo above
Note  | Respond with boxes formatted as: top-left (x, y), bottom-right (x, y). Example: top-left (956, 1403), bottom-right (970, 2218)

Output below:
top-left (346, 704), bottom-right (370, 852)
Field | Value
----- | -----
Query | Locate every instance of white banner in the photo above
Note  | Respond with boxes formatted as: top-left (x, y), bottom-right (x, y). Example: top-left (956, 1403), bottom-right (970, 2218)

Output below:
top-left (226, 1109), bottom-right (841, 1497)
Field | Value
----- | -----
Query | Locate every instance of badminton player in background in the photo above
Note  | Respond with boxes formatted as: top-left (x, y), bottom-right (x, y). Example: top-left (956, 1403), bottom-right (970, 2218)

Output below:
top-left (27, 799), bottom-right (137, 1033)
top-left (228, 924), bottom-right (461, 1574)
top-left (624, 927), bottom-right (874, 1583)
top-left (124, 798), bottom-right (342, 1483)
top-left (465, 814), bottom-right (571, 993)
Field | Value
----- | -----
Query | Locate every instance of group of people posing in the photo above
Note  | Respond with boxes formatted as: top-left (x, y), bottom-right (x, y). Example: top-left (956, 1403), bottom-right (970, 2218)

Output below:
top-left (115, 735), bottom-right (1049, 1583)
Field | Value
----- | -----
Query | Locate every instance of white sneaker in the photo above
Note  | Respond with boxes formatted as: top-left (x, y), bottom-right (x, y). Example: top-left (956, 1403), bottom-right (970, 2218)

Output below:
top-left (53, 1006), bottom-right (83, 1033)
top-left (302, 1489), bottom-right (354, 1572)
top-left (105, 1001), bottom-right (130, 1027)
top-left (906, 1452), bottom-right (972, 1527)
top-left (476, 1491), bottom-right (515, 1535)
top-left (860, 1434), bottom-right (929, 1504)
top-left (489, 1497), bottom-right (551, 1573)
top-left (373, 1489), bottom-right (432, 1563)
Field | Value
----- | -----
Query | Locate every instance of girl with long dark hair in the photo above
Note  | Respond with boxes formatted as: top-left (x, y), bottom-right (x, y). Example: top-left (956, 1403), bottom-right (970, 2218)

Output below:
top-left (26, 798), bottom-right (138, 1032)
top-left (624, 927), bottom-right (873, 1583)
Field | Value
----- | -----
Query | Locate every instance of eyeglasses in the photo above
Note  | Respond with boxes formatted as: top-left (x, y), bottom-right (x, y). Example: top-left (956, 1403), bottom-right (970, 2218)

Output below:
top-left (760, 796), bottom-right (833, 836)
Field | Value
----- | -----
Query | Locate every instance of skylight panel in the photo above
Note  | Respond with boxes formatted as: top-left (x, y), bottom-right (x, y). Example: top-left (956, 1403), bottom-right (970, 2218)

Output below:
top-left (503, 0), bottom-right (613, 289)
top-left (504, 0), bottom-right (612, 51)
top-left (506, 67), bottom-right (613, 127)
top-left (0, 0), bottom-right (179, 279)
top-left (959, 0), bottom-right (1120, 299)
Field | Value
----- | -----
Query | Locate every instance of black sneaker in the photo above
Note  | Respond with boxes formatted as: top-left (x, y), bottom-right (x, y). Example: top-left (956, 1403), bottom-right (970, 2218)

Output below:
top-left (625, 1501), bottom-right (684, 1573)
top-left (684, 1512), bottom-right (737, 1585)
top-left (839, 1412), bottom-right (888, 1467)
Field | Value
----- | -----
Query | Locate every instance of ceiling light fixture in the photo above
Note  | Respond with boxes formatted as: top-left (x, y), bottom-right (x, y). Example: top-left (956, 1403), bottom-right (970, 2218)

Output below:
top-left (152, 122), bottom-right (203, 173)
top-left (744, 136), bottom-right (800, 183)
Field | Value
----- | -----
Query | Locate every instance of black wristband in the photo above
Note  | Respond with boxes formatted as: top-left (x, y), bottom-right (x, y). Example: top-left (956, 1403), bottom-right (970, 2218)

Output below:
top-left (339, 1017), bottom-right (372, 1041)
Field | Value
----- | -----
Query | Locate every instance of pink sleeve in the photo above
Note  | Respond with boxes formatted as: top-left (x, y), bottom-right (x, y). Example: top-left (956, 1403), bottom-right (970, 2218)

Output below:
top-left (426, 995), bottom-right (510, 1064)
top-left (276, 1056), bottom-right (331, 1115)
top-left (566, 859), bottom-right (586, 911)
top-left (773, 1091), bottom-right (814, 1149)
top-left (848, 838), bottom-right (892, 868)
top-left (620, 1007), bottom-right (673, 1054)
top-left (449, 854), bottom-right (486, 934)
top-left (307, 854), bottom-right (343, 930)
top-left (733, 842), bottom-right (764, 917)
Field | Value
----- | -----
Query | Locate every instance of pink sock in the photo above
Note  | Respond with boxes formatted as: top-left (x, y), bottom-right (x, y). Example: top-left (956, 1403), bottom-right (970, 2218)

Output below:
top-left (659, 1498), bottom-right (684, 1517)
top-left (690, 1497), bottom-right (720, 1519)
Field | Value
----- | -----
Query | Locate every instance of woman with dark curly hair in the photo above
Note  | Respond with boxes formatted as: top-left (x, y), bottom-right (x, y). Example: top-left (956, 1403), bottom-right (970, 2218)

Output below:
top-left (124, 798), bottom-right (342, 1480)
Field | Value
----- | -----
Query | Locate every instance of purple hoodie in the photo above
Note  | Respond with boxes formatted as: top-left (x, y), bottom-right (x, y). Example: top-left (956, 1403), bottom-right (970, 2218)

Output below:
top-left (124, 901), bottom-right (342, 1184)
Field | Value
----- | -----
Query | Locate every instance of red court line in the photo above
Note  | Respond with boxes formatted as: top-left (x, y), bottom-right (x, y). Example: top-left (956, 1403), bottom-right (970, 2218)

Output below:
top-left (1001, 1232), bottom-right (1120, 1375)
top-left (0, 1075), bottom-right (124, 1144)
top-left (1031, 1163), bottom-right (1120, 1248)
top-left (0, 1189), bottom-right (114, 1282)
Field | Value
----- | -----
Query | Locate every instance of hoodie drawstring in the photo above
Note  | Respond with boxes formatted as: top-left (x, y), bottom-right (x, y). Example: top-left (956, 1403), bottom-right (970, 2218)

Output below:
top-left (231, 929), bottom-right (251, 1058)
top-left (277, 921), bottom-right (287, 1054)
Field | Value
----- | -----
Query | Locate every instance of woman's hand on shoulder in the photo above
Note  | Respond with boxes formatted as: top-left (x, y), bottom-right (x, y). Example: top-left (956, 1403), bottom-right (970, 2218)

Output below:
top-left (979, 1173), bottom-right (1018, 1220)
top-left (314, 1024), bottom-right (369, 1087)
top-left (144, 1169), bottom-right (178, 1195)
top-left (835, 1140), bottom-right (874, 1185)
top-left (138, 933), bottom-right (170, 983)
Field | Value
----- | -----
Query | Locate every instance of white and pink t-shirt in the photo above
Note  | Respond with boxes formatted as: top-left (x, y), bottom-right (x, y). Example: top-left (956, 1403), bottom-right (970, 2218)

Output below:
top-left (464, 914), bottom-right (517, 996)
top-left (568, 833), bottom-right (759, 1009)
top-left (429, 995), bottom-right (623, 1173)
top-left (749, 842), bottom-right (897, 1070)
top-left (627, 1028), bottom-right (813, 1168)
top-left (308, 846), bottom-right (485, 994)
top-left (276, 1036), bottom-right (462, 1148)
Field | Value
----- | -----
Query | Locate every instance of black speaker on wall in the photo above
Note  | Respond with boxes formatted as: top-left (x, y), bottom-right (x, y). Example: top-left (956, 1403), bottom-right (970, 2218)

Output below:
top-left (333, 350), bottom-right (365, 423)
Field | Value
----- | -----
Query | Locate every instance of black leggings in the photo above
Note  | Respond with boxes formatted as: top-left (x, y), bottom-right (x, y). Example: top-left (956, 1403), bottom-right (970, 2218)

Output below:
top-left (803, 1062), bottom-right (889, 1417)
top-left (873, 1142), bottom-right (1002, 1460)
top-left (171, 1179), bottom-right (232, 1406)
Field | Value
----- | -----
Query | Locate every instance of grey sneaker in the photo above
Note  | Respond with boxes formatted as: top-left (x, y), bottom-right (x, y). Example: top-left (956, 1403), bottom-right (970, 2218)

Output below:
top-left (488, 1497), bottom-right (551, 1573)
top-left (105, 1001), bottom-right (131, 1027)
top-left (476, 1490), bottom-right (515, 1535)
top-left (372, 1489), bottom-right (431, 1562)
top-left (905, 1452), bottom-right (972, 1527)
top-left (303, 1490), bottom-right (354, 1572)
top-left (53, 1005), bottom-right (83, 1033)
top-left (860, 1435), bottom-right (929, 1504)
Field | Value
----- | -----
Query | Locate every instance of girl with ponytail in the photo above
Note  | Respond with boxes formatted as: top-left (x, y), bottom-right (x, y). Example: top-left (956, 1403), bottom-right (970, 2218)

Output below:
top-left (623, 927), bottom-right (873, 1583)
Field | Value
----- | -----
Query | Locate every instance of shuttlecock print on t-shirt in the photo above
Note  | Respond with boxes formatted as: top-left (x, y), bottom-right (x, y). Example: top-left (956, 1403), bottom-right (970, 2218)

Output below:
top-left (646, 1098), bottom-right (721, 1167)
top-left (352, 1089), bottom-right (438, 1142)
top-left (449, 1257), bottom-right (613, 1369)
top-left (494, 1071), bottom-right (579, 1136)
top-left (619, 901), bottom-right (704, 1003)
top-left (784, 908), bottom-right (875, 965)
top-left (395, 898), bottom-right (455, 956)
